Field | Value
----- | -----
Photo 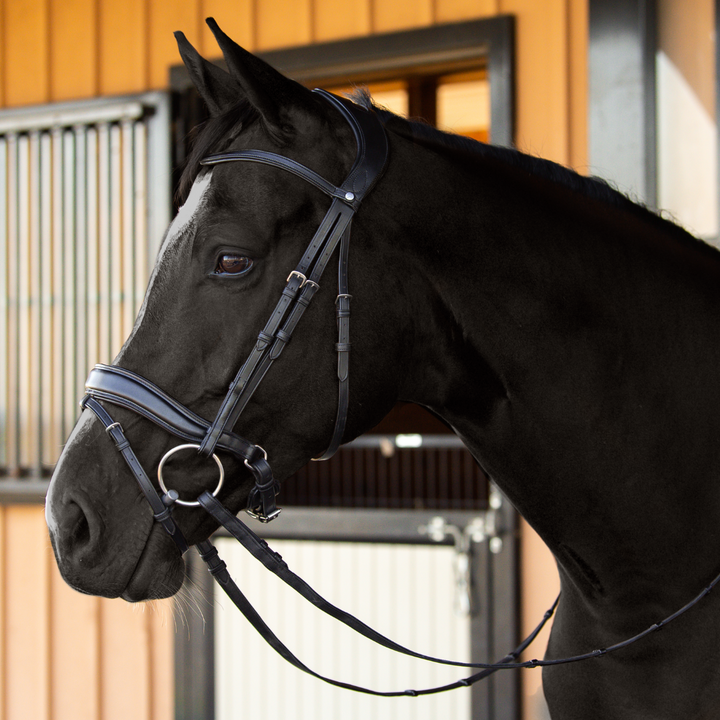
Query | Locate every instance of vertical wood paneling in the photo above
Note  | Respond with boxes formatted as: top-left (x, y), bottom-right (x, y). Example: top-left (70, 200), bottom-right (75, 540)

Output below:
top-left (50, 564), bottom-right (101, 720)
top-left (150, 603), bottom-right (175, 720)
top-left (149, 0), bottom-right (201, 89)
top-left (98, 0), bottom-right (148, 96)
top-left (1, 505), bottom-right (175, 720)
top-left (520, 520), bottom-right (559, 720)
top-left (256, 0), bottom-right (312, 50)
top-left (49, 0), bottom-right (98, 101)
top-left (0, 506), bottom-right (5, 718)
top-left (0, 0), bottom-right (6, 107)
top-left (4, 506), bottom-right (51, 720)
top-left (313, 0), bottom-right (371, 42)
top-left (101, 599), bottom-right (152, 720)
top-left (500, 0), bottom-right (570, 165)
top-left (371, 0), bottom-right (433, 33)
top-left (435, 0), bottom-right (499, 23)
top-left (569, 0), bottom-right (589, 171)
top-left (4, 0), bottom-right (49, 106)
top-left (200, 0), bottom-right (256, 54)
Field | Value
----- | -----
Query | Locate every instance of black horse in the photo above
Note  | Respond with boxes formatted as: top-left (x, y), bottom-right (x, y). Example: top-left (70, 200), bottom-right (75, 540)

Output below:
top-left (46, 19), bottom-right (720, 719)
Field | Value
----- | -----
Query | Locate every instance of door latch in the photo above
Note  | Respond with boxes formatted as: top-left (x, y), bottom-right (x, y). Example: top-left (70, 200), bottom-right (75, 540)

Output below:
top-left (418, 485), bottom-right (504, 616)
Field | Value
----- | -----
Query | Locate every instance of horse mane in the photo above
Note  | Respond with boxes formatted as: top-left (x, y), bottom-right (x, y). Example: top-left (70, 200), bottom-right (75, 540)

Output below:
top-left (177, 87), bottom-right (719, 263)
top-left (349, 89), bottom-right (720, 261)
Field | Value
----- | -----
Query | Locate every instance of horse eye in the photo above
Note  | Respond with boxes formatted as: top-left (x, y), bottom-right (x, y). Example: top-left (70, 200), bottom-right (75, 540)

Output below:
top-left (214, 254), bottom-right (253, 276)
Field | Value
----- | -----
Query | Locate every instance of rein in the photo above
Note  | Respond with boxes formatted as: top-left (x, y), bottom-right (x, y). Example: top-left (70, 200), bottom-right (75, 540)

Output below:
top-left (80, 89), bottom-right (720, 696)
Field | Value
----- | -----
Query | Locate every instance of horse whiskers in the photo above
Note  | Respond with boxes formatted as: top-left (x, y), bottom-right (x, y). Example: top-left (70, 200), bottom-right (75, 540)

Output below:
top-left (170, 573), bottom-right (215, 637)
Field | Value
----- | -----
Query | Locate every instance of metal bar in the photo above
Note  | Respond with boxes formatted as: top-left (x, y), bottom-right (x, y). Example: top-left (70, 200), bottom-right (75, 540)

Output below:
top-left (17, 134), bottom-right (30, 468)
top-left (50, 127), bottom-right (63, 467)
top-left (471, 538), bottom-right (492, 718)
top-left (0, 101), bottom-right (145, 135)
top-left (0, 479), bottom-right (51, 502)
top-left (86, 127), bottom-right (99, 374)
top-left (237, 507), bottom-right (484, 544)
top-left (348, 434), bottom-right (465, 449)
top-left (62, 129), bottom-right (77, 440)
top-left (74, 126), bottom-right (88, 415)
top-left (133, 120), bottom-right (148, 316)
top-left (0, 138), bottom-right (7, 468)
top-left (109, 123), bottom-right (123, 358)
top-left (145, 91), bottom-right (171, 261)
top-left (39, 131), bottom-right (53, 468)
top-left (97, 123), bottom-right (111, 364)
top-left (121, 119), bottom-right (135, 339)
top-left (0, 92), bottom-right (170, 479)
top-left (28, 131), bottom-right (42, 474)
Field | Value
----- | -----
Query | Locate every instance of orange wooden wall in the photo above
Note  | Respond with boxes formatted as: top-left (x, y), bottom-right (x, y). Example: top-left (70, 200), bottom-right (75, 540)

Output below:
top-left (0, 0), bottom-right (587, 169)
top-left (0, 504), bottom-right (173, 720)
top-left (0, 1), bottom-right (587, 719)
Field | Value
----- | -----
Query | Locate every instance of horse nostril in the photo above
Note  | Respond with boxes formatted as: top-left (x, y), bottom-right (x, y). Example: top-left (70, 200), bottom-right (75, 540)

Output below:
top-left (68, 503), bottom-right (91, 548)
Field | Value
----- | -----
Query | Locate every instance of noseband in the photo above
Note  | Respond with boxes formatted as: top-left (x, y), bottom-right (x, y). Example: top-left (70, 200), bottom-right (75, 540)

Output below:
top-left (82, 89), bottom-right (388, 544)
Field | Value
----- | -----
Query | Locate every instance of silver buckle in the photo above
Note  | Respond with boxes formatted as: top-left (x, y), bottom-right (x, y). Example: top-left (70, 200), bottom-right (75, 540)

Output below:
top-left (286, 270), bottom-right (307, 287)
top-left (105, 421), bottom-right (123, 435)
top-left (245, 507), bottom-right (282, 523)
top-left (243, 445), bottom-right (268, 470)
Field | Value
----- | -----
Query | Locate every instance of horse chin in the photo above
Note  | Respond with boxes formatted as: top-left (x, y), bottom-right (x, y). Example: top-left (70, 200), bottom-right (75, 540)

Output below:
top-left (120, 524), bottom-right (186, 602)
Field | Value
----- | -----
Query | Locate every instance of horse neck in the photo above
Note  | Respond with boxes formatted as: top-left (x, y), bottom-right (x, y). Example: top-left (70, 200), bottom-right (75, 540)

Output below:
top-left (387, 139), bottom-right (720, 599)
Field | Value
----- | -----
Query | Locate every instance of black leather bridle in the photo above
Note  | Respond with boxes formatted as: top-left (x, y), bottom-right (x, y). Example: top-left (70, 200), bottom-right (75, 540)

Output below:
top-left (83, 89), bottom-right (387, 532)
top-left (79, 89), bottom-right (720, 696)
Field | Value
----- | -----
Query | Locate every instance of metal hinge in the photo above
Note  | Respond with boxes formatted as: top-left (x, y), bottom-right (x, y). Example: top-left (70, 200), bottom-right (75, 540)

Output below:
top-left (418, 485), bottom-right (504, 616)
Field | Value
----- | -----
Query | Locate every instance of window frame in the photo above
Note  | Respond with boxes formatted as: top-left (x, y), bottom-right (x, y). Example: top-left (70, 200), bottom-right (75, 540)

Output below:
top-left (170, 17), bottom-right (515, 147)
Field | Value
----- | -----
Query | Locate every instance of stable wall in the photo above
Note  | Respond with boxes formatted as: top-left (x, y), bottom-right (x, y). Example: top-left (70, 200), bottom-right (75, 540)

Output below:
top-left (0, 1), bottom-right (587, 719)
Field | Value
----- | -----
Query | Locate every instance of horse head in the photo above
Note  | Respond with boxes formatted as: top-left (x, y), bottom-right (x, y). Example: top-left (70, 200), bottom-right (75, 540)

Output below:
top-left (45, 20), bottom-right (421, 601)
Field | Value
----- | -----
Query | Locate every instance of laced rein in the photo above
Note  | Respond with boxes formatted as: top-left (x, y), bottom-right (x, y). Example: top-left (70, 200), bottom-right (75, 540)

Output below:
top-left (80, 89), bottom-right (720, 696)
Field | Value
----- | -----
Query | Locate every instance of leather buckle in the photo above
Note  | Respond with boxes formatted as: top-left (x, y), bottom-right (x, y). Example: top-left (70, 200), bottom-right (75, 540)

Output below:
top-left (286, 271), bottom-right (307, 287)
top-left (245, 506), bottom-right (282, 523)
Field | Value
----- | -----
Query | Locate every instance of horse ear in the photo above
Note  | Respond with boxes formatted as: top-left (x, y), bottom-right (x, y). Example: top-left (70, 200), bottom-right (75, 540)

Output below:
top-left (174, 31), bottom-right (240, 116)
top-left (205, 17), bottom-right (315, 141)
